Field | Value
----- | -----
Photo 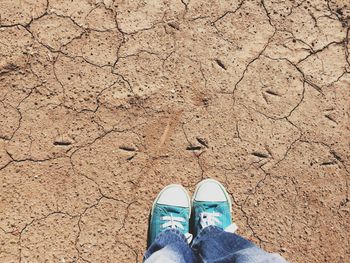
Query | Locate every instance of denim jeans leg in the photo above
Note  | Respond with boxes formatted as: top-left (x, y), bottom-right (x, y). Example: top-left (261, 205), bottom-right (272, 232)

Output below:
top-left (192, 226), bottom-right (287, 263)
top-left (143, 228), bottom-right (196, 263)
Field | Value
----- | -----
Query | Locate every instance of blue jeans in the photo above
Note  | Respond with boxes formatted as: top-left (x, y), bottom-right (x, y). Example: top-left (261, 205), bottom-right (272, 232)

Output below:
top-left (144, 226), bottom-right (287, 263)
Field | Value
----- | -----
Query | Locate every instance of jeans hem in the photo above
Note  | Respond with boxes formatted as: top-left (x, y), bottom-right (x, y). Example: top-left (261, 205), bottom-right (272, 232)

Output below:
top-left (156, 228), bottom-right (187, 243)
top-left (192, 225), bottom-right (223, 246)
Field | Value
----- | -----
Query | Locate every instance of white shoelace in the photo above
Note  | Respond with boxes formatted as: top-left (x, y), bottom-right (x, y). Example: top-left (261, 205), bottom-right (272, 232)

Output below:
top-left (200, 212), bottom-right (239, 234)
top-left (161, 214), bottom-right (193, 243)
top-left (161, 214), bottom-right (186, 229)
top-left (200, 212), bottom-right (222, 228)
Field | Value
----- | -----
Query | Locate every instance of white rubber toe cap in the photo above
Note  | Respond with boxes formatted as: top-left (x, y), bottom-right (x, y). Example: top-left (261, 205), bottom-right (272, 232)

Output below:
top-left (194, 179), bottom-right (228, 202)
top-left (156, 184), bottom-right (190, 208)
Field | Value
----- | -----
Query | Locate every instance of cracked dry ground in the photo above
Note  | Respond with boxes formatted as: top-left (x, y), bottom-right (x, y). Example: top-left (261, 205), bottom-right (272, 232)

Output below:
top-left (0, 0), bottom-right (349, 262)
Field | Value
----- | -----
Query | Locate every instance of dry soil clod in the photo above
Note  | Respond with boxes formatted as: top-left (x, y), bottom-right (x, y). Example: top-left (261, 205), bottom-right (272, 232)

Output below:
top-left (265, 89), bottom-right (280, 96)
top-left (196, 137), bottom-right (209, 148)
top-left (251, 152), bottom-right (269, 158)
top-left (186, 145), bottom-right (202, 151)
top-left (53, 140), bottom-right (72, 146)
top-left (215, 59), bottom-right (227, 70)
top-left (167, 21), bottom-right (180, 30)
top-left (119, 146), bottom-right (136, 152)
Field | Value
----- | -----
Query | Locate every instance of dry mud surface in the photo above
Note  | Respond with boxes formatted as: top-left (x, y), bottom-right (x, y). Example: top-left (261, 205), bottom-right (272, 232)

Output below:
top-left (0, 0), bottom-right (349, 262)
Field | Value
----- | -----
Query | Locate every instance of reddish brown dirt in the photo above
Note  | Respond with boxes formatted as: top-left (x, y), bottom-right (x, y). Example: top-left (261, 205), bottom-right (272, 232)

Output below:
top-left (1, 0), bottom-right (350, 262)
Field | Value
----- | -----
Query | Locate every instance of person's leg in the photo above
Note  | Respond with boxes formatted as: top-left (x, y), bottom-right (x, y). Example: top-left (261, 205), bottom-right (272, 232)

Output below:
top-left (191, 179), bottom-right (287, 263)
top-left (144, 229), bottom-right (195, 263)
top-left (192, 226), bottom-right (287, 263)
top-left (143, 184), bottom-right (196, 263)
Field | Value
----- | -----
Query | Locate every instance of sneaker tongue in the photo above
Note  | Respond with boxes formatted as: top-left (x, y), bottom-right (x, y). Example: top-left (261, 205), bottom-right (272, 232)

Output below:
top-left (201, 201), bottom-right (223, 212)
top-left (160, 204), bottom-right (185, 216)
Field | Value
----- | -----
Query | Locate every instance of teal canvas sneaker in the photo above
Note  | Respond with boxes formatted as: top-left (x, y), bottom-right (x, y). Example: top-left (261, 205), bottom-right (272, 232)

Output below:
top-left (149, 184), bottom-right (192, 246)
top-left (192, 179), bottom-right (237, 236)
